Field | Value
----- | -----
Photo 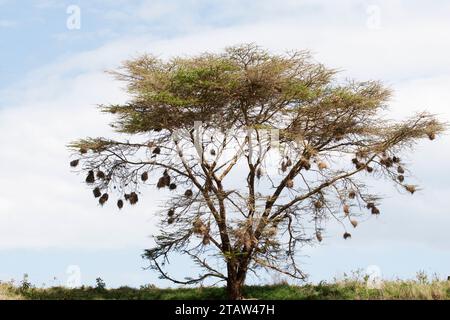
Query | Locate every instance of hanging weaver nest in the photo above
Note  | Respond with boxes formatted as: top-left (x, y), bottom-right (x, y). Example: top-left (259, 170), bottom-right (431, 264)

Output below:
top-left (343, 232), bottom-right (352, 240)
top-left (397, 166), bottom-right (405, 174)
top-left (398, 175), bottom-right (405, 182)
top-left (157, 171), bottom-right (171, 189)
top-left (314, 201), bottom-right (323, 209)
top-left (210, 149), bottom-right (216, 156)
top-left (366, 202), bottom-right (375, 209)
top-left (157, 177), bottom-right (166, 189)
top-left (386, 158), bottom-right (394, 167)
top-left (405, 185), bottom-right (416, 194)
top-left (202, 235), bottom-right (210, 246)
top-left (286, 179), bottom-right (294, 189)
top-left (318, 161), bottom-right (328, 170)
top-left (316, 231), bottom-right (323, 242)
top-left (366, 166), bottom-right (374, 173)
top-left (99, 193), bottom-right (109, 206)
top-left (348, 191), bottom-right (356, 199)
top-left (427, 131), bottom-right (436, 140)
top-left (371, 206), bottom-right (380, 215)
top-left (350, 220), bottom-right (358, 228)
top-left (280, 161), bottom-right (288, 173)
top-left (153, 147), bottom-right (161, 155)
top-left (184, 189), bottom-right (193, 197)
top-left (93, 187), bottom-right (102, 198)
top-left (168, 209), bottom-right (175, 217)
top-left (141, 172), bottom-right (149, 182)
top-left (356, 162), bottom-right (365, 170)
top-left (124, 194), bottom-right (130, 201)
top-left (70, 159), bottom-right (79, 167)
top-left (352, 158), bottom-right (365, 170)
top-left (129, 192), bottom-right (139, 205)
top-left (193, 218), bottom-right (208, 235)
top-left (256, 168), bottom-right (263, 179)
top-left (163, 175), bottom-right (171, 186)
top-left (168, 217), bottom-right (175, 225)
top-left (380, 157), bottom-right (393, 168)
top-left (117, 199), bottom-right (124, 209)
top-left (86, 171), bottom-right (95, 184)
top-left (96, 171), bottom-right (106, 179)
top-left (169, 183), bottom-right (177, 190)
top-left (285, 158), bottom-right (292, 167)
top-left (393, 156), bottom-right (401, 163)
top-left (343, 204), bottom-right (350, 215)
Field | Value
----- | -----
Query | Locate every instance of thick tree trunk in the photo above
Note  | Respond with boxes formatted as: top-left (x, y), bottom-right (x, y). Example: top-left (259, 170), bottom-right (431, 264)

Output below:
top-left (227, 276), bottom-right (245, 300)
top-left (226, 262), bottom-right (248, 300)
top-left (227, 278), bottom-right (243, 300)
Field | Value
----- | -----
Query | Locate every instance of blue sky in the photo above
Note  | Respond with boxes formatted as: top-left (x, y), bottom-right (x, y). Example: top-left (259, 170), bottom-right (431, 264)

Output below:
top-left (0, 0), bottom-right (450, 288)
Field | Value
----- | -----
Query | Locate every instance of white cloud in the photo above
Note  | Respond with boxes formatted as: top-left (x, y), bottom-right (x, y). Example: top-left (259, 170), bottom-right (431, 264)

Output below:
top-left (0, 71), bottom-right (159, 249)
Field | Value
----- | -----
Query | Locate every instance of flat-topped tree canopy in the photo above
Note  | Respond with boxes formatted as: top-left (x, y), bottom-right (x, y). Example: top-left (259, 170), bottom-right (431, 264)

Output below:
top-left (102, 44), bottom-right (335, 133)
top-left (98, 44), bottom-right (439, 148)
top-left (69, 44), bottom-right (445, 300)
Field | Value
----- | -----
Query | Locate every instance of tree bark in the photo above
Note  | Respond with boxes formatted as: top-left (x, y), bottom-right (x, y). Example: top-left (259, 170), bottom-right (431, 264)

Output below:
top-left (227, 276), bottom-right (245, 300)
top-left (226, 262), bottom-right (247, 300)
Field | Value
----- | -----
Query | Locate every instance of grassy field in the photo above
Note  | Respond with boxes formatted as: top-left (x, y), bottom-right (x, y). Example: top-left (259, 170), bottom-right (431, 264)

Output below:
top-left (1, 275), bottom-right (450, 300)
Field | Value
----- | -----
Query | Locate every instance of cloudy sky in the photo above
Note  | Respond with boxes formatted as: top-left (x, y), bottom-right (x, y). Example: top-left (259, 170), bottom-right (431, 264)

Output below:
top-left (0, 0), bottom-right (449, 288)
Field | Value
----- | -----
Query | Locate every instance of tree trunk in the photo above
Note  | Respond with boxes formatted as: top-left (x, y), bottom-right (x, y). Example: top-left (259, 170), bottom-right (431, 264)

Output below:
top-left (227, 276), bottom-right (245, 300)
top-left (226, 262), bottom-right (248, 300)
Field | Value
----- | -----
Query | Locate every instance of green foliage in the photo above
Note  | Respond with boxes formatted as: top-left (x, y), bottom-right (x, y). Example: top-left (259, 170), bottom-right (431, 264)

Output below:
top-left (100, 44), bottom-right (339, 134)
top-left (19, 274), bottom-right (32, 292)
top-left (95, 277), bottom-right (106, 291)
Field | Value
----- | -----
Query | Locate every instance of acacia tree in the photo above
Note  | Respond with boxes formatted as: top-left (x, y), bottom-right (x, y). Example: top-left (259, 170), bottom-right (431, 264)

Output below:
top-left (69, 44), bottom-right (444, 299)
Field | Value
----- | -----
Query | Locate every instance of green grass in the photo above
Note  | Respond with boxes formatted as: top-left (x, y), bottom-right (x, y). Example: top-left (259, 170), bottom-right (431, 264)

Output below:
top-left (2, 276), bottom-right (450, 300)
